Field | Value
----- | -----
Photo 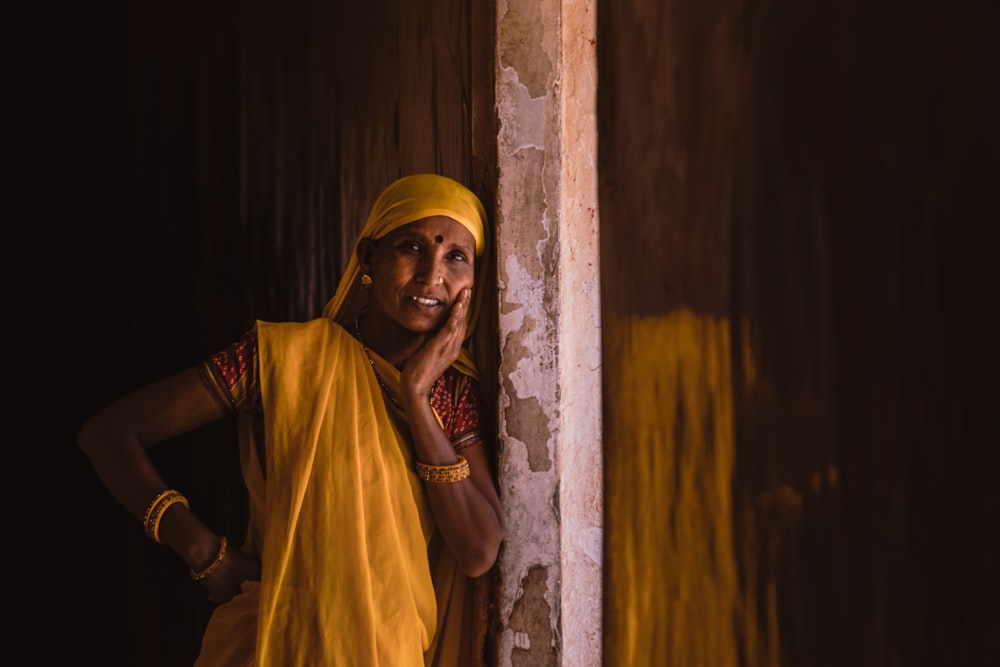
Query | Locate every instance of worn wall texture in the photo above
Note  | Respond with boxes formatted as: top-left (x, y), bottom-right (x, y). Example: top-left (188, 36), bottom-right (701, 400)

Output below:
top-left (494, 0), bottom-right (602, 665)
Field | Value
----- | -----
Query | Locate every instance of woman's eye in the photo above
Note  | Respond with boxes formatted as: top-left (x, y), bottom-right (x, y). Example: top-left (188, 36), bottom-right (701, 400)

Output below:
top-left (448, 251), bottom-right (469, 263)
top-left (399, 241), bottom-right (422, 253)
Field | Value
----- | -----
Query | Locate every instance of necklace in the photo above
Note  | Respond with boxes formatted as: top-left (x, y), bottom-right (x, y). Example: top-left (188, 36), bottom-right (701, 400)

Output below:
top-left (354, 316), bottom-right (405, 412)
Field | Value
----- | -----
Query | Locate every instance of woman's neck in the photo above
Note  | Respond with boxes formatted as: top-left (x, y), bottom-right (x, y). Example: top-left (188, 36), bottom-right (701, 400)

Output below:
top-left (354, 311), bottom-right (427, 369)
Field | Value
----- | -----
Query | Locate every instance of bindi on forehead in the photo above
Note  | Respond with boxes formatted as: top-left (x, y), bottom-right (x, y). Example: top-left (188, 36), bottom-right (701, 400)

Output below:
top-left (435, 234), bottom-right (444, 244)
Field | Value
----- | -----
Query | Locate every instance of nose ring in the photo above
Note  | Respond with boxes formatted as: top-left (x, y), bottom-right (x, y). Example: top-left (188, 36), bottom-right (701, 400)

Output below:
top-left (438, 276), bottom-right (444, 285)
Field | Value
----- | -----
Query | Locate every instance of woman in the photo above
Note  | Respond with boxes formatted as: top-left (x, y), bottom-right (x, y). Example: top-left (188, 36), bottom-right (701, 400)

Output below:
top-left (77, 173), bottom-right (506, 666)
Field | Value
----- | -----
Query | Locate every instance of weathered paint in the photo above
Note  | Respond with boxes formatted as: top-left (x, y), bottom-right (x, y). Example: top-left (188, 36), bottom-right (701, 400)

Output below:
top-left (509, 566), bottom-right (558, 664)
top-left (496, 0), bottom-right (561, 662)
top-left (495, 0), bottom-right (602, 665)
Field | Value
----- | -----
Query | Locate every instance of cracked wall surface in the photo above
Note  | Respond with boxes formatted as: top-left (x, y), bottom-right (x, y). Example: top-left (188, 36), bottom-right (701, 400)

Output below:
top-left (494, 0), bottom-right (600, 665)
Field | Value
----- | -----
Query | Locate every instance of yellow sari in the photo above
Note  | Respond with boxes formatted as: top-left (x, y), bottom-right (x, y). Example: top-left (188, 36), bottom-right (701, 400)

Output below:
top-left (196, 319), bottom-right (474, 666)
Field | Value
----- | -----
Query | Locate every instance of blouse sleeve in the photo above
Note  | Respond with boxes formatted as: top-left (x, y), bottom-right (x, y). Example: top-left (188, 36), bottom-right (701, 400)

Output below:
top-left (199, 325), bottom-right (262, 414)
top-left (429, 369), bottom-right (483, 453)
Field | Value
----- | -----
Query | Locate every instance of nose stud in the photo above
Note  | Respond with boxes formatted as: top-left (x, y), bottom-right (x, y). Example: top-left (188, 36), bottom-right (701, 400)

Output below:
top-left (438, 276), bottom-right (444, 285)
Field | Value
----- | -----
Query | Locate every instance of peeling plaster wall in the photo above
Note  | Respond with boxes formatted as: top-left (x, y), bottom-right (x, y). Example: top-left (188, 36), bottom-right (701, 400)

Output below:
top-left (494, 0), bottom-right (600, 665)
top-left (555, 5), bottom-right (602, 665)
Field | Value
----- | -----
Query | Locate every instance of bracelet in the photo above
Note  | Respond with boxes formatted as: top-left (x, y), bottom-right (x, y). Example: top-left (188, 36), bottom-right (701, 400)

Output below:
top-left (150, 493), bottom-right (190, 543)
top-left (143, 489), bottom-right (190, 543)
top-left (142, 489), bottom-right (175, 532)
top-left (414, 455), bottom-right (470, 483)
top-left (190, 536), bottom-right (228, 580)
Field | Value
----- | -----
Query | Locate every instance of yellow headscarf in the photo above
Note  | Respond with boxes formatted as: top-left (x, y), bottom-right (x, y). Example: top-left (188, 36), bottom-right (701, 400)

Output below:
top-left (322, 174), bottom-right (489, 376)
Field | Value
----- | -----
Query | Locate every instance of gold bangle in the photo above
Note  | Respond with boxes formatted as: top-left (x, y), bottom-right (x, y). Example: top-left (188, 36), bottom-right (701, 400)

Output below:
top-left (149, 493), bottom-right (190, 543)
top-left (142, 489), bottom-right (175, 534)
top-left (143, 490), bottom-right (190, 543)
top-left (414, 455), bottom-right (470, 483)
top-left (190, 536), bottom-right (228, 580)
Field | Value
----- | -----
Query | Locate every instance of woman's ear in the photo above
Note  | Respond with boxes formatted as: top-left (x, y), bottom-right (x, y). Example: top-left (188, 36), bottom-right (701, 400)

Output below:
top-left (356, 238), bottom-right (376, 275)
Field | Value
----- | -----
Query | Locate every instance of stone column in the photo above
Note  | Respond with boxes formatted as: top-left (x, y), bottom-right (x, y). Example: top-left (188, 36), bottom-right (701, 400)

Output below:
top-left (494, 0), bottom-right (601, 664)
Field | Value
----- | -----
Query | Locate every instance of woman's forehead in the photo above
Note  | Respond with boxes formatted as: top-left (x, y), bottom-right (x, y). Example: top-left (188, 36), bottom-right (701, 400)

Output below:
top-left (386, 216), bottom-right (475, 248)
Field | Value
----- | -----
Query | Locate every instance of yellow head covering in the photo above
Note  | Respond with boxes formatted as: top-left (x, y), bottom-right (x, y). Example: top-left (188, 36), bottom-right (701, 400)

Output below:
top-left (322, 174), bottom-right (489, 372)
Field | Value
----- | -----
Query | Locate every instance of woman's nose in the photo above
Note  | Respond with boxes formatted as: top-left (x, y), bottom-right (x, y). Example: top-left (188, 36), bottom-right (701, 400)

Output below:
top-left (418, 255), bottom-right (444, 283)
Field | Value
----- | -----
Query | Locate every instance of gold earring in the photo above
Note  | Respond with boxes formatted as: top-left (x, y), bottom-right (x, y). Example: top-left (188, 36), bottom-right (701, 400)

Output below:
top-left (361, 274), bottom-right (372, 286)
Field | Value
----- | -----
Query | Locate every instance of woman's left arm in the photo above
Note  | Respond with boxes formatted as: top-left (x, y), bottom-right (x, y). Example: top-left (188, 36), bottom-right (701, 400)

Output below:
top-left (406, 398), bottom-right (505, 577)
top-left (400, 289), bottom-right (505, 577)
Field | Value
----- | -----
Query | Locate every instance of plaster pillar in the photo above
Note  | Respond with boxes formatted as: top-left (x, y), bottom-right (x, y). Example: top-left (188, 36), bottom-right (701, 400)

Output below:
top-left (494, 0), bottom-right (601, 664)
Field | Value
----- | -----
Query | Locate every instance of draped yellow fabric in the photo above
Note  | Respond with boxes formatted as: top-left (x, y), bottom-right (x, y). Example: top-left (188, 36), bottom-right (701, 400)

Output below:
top-left (256, 318), bottom-right (434, 665)
top-left (196, 319), bottom-right (475, 665)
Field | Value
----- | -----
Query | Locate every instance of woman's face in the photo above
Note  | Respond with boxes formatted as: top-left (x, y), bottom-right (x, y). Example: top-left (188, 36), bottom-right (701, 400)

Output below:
top-left (361, 215), bottom-right (476, 335)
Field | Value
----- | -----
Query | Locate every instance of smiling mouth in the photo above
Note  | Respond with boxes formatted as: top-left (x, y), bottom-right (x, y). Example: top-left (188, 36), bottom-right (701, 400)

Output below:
top-left (410, 296), bottom-right (443, 306)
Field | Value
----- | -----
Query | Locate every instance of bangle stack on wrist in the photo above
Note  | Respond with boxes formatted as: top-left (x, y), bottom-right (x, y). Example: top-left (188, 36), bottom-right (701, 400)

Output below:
top-left (143, 488), bottom-right (189, 543)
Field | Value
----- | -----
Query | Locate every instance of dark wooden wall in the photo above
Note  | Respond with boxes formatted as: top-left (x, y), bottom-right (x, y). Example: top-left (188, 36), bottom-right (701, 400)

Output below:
top-left (58, 1), bottom-right (494, 664)
top-left (600, 0), bottom-right (998, 665)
